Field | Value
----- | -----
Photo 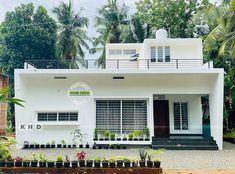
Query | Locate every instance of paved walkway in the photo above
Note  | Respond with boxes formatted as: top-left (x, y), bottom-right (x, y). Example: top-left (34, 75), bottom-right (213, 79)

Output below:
top-left (10, 141), bottom-right (235, 170)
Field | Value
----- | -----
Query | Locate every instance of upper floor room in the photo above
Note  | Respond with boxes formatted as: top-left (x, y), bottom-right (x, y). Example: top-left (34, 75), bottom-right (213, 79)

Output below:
top-left (105, 29), bottom-right (212, 69)
top-left (24, 29), bottom-right (213, 70)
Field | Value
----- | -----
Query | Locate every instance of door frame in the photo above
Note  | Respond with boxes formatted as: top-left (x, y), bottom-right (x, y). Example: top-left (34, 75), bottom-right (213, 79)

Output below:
top-left (153, 99), bottom-right (170, 137)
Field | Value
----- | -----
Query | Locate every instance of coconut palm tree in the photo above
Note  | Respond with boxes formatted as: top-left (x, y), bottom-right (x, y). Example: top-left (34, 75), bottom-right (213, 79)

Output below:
top-left (53, 0), bottom-right (90, 68)
top-left (91, 0), bottom-right (128, 67)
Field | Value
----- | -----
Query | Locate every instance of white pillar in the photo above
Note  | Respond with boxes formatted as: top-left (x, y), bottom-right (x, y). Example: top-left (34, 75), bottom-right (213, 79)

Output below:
top-left (209, 70), bottom-right (224, 150)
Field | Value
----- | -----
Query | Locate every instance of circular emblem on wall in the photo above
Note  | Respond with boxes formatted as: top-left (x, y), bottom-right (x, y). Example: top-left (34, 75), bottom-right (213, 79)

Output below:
top-left (68, 82), bottom-right (92, 105)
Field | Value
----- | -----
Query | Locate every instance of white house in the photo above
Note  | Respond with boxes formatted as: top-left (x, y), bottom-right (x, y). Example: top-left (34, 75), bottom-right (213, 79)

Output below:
top-left (15, 29), bottom-right (224, 150)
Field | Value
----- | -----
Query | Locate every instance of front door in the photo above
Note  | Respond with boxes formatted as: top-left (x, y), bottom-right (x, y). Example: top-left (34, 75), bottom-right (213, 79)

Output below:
top-left (154, 100), bottom-right (169, 137)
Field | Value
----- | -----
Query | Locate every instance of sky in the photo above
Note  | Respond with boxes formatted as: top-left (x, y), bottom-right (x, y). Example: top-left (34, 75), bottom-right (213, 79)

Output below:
top-left (0, 0), bottom-right (221, 59)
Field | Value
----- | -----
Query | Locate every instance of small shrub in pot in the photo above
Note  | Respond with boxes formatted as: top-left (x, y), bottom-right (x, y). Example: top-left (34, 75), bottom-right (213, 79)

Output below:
top-left (23, 160), bottom-right (30, 167)
top-left (124, 158), bottom-right (131, 168)
top-left (56, 155), bottom-right (63, 168)
top-left (47, 160), bottom-right (55, 168)
top-left (71, 160), bottom-right (78, 168)
top-left (64, 155), bottom-right (70, 168)
top-left (39, 154), bottom-right (47, 167)
top-left (154, 160), bottom-right (161, 168)
top-left (50, 140), bottom-right (55, 148)
top-left (139, 148), bottom-right (147, 167)
top-left (109, 159), bottom-right (116, 168)
top-left (146, 148), bottom-right (165, 168)
top-left (104, 130), bottom-right (110, 141)
top-left (110, 132), bottom-right (115, 141)
top-left (85, 143), bottom-right (89, 148)
top-left (128, 133), bottom-right (133, 141)
top-left (86, 159), bottom-right (93, 167)
top-left (102, 159), bottom-right (109, 168)
top-left (31, 153), bottom-right (38, 167)
top-left (35, 143), bottom-right (40, 149)
top-left (116, 160), bottom-right (123, 168)
top-left (40, 144), bottom-right (45, 148)
top-left (77, 151), bottom-right (86, 167)
top-left (15, 156), bottom-right (23, 167)
top-left (61, 139), bottom-right (66, 148)
top-left (5, 157), bottom-right (14, 167)
top-left (45, 142), bottom-right (50, 148)
top-left (94, 157), bottom-right (101, 168)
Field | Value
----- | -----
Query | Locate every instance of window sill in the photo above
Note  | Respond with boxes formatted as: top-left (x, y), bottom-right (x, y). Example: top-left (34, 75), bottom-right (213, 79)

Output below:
top-left (37, 121), bottom-right (79, 126)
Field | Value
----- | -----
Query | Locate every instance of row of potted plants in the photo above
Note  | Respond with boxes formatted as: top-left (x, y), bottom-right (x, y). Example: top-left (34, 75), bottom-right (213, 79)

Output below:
top-left (92, 143), bottom-right (127, 149)
top-left (93, 128), bottom-right (151, 141)
top-left (0, 148), bottom-right (164, 168)
top-left (23, 140), bottom-right (90, 149)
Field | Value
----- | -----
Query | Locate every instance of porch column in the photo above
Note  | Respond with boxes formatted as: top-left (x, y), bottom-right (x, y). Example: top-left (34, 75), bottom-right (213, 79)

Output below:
top-left (209, 71), bottom-right (224, 150)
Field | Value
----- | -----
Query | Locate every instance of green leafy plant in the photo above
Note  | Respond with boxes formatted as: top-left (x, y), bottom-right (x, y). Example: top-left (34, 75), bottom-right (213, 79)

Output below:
top-left (146, 148), bottom-right (165, 161)
top-left (39, 153), bottom-right (46, 162)
top-left (132, 130), bottom-right (143, 138)
top-left (103, 130), bottom-right (111, 138)
top-left (139, 148), bottom-right (147, 162)
top-left (143, 128), bottom-right (150, 137)
top-left (94, 128), bottom-right (99, 139)
top-left (109, 158), bottom-right (115, 163)
top-left (60, 139), bottom-right (66, 145)
top-left (0, 136), bottom-right (16, 160)
top-left (128, 133), bottom-right (133, 139)
top-left (56, 155), bottom-right (63, 162)
top-left (0, 88), bottom-right (25, 107)
top-left (50, 140), bottom-right (55, 145)
top-left (123, 157), bottom-right (131, 162)
top-left (110, 132), bottom-right (115, 139)
top-left (94, 156), bottom-right (102, 162)
top-left (32, 153), bottom-right (37, 161)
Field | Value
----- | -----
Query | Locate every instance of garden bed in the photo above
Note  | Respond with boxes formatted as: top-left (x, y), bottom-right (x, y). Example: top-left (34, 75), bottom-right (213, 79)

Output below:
top-left (0, 167), bottom-right (162, 174)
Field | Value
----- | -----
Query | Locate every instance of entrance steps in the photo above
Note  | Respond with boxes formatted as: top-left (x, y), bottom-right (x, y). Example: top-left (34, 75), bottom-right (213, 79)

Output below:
top-left (152, 135), bottom-right (218, 150)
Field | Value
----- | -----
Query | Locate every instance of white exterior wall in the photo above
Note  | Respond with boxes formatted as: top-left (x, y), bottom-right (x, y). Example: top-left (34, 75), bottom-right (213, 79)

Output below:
top-left (15, 69), bottom-right (223, 149)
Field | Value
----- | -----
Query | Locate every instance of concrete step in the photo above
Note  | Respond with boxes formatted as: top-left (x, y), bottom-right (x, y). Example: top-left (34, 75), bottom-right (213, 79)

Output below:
top-left (152, 144), bottom-right (219, 150)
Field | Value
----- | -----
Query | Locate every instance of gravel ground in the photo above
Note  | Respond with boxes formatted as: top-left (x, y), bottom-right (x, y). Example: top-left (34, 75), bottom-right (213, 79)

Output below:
top-left (10, 141), bottom-right (235, 170)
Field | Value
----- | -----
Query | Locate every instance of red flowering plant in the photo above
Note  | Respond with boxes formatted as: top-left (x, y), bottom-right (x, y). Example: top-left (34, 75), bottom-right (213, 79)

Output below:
top-left (15, 156), bottom-right (23, 162)
top-left (76, 151), bottom-right (86, 161)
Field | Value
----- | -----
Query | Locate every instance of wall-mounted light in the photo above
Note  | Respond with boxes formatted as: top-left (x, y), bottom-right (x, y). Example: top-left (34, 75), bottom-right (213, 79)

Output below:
top-left (54, 76), bottom-right (67, 79)
top-left (113, 76), bottom-right (124, 80)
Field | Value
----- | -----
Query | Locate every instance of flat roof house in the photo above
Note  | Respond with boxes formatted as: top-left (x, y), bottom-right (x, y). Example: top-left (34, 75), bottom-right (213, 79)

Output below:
top-left (15, 29), bottom-right (224, 150)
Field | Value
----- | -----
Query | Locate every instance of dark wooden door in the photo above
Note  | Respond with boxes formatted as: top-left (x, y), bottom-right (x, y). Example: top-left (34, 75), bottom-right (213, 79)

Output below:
top-left (154, 100), bottom-right (169, 137)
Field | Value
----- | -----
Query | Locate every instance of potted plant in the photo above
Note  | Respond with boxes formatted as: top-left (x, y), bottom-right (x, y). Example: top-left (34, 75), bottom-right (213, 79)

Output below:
top-left (116, 134), bottom-right (121, 141)
top-left (86, 159), bottom-right (93, 167)
top-left (133, 130), bottom-right (142, 141)
top-left (56, 155), bottom-right (63, 168)
top-left (35, 143), bottom-right (40, 148)
top-left (77, 151), bottom-right (86, 167)
top-left (98, 145), bottom-right (102, 149)
top-left (139, 148), bottom-right (147, 167)
top-left (110, 144), bottom-right (114, 149)
top-left (128, 133), bottom-right (133, 141)
top-left (153, 149), bottom-right (165, 168)
top-left (105, 144), bottom-right (109, 149)
top-left (124, 158), bottom-right (131, 168)
top-left (57, 143), bottom-right (62, 148)
top-left (47, 160), bottom-right (55, 168)
top-left (116, 144), bottom-right (121, 149)
top-left (146, 152), bottom-right (153, 168)
top-left (39, 153), bottom-right (47, 167)
top-left (122, 145), bottom-right (127, 149)
top-left (29, 142), bottom-right (35, 149)
top-left (22, 156), bottom-right (30, 167)
top-left (85, 143), bottom-right (89, 148)
top-left (31, 153), bottom-right (38, 167)
top-left (14, 156), bottom-right (23, 167)
top-left (40, 144), bottom-right (45, 148)
top-left (46, 142), bottom-right (50, 148)
top-left (132, 160), bottom-right (138, 168)
top-left (67, 144), bottom-right (72, 148)
top-left (104, 130), bottom-right (110, 141)
top-left (102, 159), bottom-right (108, 168)
top-left (23, 141), bottom-right (29, 149)
top-left (71, 160), bottom-right (78, 168)
top-left (50, 140), bottom-right (55, 148)
top-left (93, 128), bottom-right (98, 141)
top-left (5, 156), bottom-right (14, 167)
top-left (61, 139), bottom-right (66, 148)
top-left (109, 158), bottom-right (115, 168)
top-left (122, 134), bottom-right (127, 141)
top-left (143, 128), bottom-right (150, 141)
top-left (94, 157), bottom-right (101, 168)
top-left (64, 155), bottom-right (70, 168)
top-left (72, 144), bottom-right (77, 148)
top-left (79, 144), bottom-right (83, 148)
top-left (0, 158), bottom-right (5, 167)
top-left (110, 132), bottom-right (115, 141)
top-left (116, 159), bottom-right (123, 168)
top-left (92, 143), bottom-right (97, 149)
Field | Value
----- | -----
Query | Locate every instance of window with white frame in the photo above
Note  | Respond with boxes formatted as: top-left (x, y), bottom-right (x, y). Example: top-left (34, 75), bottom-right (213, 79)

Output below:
top-left (96, 100), bottom-right (147, 134)
top-left (123, 49), bottom-right (136, 55)
top-left (109, 49), bottom-right (122, 55)
top-left (173, 102), bottom-right (189, 130)
top-left (37, 112), bottom-right (78, 122)
top-left (150, 46), bottom-right (171, 62)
